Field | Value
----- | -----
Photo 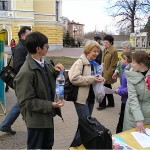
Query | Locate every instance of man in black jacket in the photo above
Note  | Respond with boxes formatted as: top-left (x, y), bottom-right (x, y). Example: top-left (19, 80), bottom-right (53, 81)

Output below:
top-left (94, 34), bottom-right (102, 65)
top-left (0, 26), bottom-right (31, 135)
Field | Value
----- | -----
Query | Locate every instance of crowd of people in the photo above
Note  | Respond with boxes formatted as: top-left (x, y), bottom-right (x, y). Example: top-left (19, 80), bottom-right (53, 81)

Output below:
top-left (0, 28), bottom-right (150, 149)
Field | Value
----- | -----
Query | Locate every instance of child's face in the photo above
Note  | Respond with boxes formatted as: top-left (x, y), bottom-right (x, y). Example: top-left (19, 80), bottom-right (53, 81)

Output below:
top-left (120, 56), bottom-right (128, 65)
top-left (131, 60), bottom-right (142, 72)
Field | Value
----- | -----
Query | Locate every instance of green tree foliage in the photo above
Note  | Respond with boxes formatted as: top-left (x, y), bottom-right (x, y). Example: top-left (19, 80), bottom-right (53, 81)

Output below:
top-left (63, 31), bottom-right (71, 46)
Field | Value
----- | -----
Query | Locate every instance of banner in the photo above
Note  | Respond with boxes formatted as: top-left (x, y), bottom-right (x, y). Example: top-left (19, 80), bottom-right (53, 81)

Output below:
top-left (0, 31), bottom-right (6, 114)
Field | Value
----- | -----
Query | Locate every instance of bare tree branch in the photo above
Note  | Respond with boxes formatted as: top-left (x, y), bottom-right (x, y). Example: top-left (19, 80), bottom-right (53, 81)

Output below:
top-left (107, 0), bottom-right (150, 33)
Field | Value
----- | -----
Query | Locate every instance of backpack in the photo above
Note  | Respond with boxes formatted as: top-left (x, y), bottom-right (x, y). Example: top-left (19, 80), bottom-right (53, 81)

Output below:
top-left (79, 116), bottom-right (112, 149)
top-left (64, 64), bottom-right (84, 102)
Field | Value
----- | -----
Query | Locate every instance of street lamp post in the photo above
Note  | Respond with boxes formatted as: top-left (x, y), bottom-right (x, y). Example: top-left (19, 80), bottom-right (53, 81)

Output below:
top-left (73, 28), bottom-right (77, 42)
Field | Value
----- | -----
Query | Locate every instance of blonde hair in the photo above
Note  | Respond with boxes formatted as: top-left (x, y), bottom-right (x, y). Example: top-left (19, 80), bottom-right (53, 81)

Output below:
top-left (84, 40), bottom-right (100, 55)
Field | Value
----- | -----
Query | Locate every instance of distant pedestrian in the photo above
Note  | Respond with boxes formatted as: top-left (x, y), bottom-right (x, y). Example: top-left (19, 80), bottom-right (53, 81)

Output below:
top-left (115, 52), bottom-right (132, 133)
top-left (78, 41), bottom-right (80, 47)
top-left (10, 39), bottom-right (16, 54)
top-left (97, 35), bottom-right (118, 110)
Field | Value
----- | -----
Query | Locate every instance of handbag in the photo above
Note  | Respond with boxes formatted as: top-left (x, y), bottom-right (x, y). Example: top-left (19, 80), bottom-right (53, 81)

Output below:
top-left (79, 116), bottom-right (112, 149)
top-left (64, 64), bottom-right (84, 102)
top-left (0, 55), bottom-right (16, 89)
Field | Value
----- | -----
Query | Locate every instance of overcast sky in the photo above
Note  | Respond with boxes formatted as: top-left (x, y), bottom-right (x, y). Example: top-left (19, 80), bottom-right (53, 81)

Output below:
top-left (62, 0), bottom-right (118, 34)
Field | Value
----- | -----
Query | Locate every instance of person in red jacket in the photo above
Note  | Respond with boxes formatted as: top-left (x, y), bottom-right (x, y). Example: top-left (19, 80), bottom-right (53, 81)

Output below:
top-left (10, 39), bottom-right (16, 54)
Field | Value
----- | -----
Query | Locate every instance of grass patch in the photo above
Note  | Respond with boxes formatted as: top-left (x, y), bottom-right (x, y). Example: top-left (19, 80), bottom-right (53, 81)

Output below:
top-left (46, 56), bottom-right (77, 70)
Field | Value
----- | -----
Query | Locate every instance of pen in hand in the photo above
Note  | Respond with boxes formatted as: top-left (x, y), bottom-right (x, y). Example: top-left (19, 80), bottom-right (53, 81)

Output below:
top-left (143, 130), bottom-right (150, 137)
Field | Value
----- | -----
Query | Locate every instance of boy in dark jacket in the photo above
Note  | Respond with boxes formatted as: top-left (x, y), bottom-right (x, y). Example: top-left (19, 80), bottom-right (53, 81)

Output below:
top-left (14, 32), bottom-right (64, 149)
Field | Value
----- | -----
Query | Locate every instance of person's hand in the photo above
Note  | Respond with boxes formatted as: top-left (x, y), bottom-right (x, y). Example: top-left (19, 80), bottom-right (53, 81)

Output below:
top-left (112, 72), bottom-right (118, 79)
top-left (115, 89), bottom-right (118, 94)
top-left (94, 75), bottom-right (105, 83)
top-left (55, 63), bottom-right (64, 71)
top-left (136, 121), bottom-right (145, 133)
top-left (52, 100), bottom-right (65, 108)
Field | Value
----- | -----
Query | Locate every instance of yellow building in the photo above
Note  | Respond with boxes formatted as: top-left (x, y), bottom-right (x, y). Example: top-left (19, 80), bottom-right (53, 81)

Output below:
top-left (0, 0), bottom-right (63, 50)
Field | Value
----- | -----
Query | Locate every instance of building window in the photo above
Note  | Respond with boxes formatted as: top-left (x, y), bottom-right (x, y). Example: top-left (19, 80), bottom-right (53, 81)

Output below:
top-left (0, 0), bottom-right (8, 11)
top-left (56, 1), bottom-right (59, 21)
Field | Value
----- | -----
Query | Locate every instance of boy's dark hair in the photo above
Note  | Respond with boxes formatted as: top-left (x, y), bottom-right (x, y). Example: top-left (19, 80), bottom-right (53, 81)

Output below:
top-left (26, 31), bottom-right (48, 54)
top-left (132, 51), bottom-right (150, 68)
top-left (103, 34), bottom-right (114, 45)
top-left (18, 26), bottom-right (31, 38)
top-left (94, 34), bottom-right (101, 41)
top-left (121, 52), bottom-right (132, 63)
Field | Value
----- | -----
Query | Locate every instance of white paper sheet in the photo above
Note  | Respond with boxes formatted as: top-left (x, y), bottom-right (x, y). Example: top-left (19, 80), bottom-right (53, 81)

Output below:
top-left (104, 86), bottom-right (115, 94)
top-left (112, 137), bottom-right (135, 150)
top-left (131, 128), bottom-right (150, 148)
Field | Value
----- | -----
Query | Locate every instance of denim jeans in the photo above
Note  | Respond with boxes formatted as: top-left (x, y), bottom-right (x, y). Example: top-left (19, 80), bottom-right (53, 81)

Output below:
top-left (0, 102), bottom-right (20, 130)
top-left (71, 101), bottom-right (94, 147)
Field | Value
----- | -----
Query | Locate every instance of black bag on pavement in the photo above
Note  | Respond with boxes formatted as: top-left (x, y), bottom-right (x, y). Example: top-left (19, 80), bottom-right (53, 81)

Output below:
top-left (64, 65), bottom-right (84, 102)
top-left (0, 55), bottom-right (16, 89)
top-left (79, 116), bottom-right (112, 149)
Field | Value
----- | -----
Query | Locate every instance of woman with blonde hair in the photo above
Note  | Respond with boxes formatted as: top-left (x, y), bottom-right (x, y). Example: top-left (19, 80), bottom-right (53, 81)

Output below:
top-left (69, 40), bottom-right (105, 146)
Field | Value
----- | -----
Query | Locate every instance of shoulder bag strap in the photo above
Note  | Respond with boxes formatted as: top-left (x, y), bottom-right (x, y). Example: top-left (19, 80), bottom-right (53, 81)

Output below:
top-left (8, 46), bottom-right (16, 66)
top-left (7, 55), bottom-right (13, 66)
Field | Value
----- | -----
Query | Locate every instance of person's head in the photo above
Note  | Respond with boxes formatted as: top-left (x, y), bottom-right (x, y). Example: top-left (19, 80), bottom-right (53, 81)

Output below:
top-left (11, 39), bottom-right (15, 43)
top-left (26, 31), bottom-right (49, 56)
top-left (131, 51), bottom-right (150, 72)
top-left (122, 41), bottom-right (132, 52)
top-left (120, 52), bottom-right (132, 65)
top-left (103, 34), bottom-right (114, 48)
top-left (18, 26), bottom-right (32, 40)
top-left (84, 40), bottom-right (100, 60)
top-left (94, 34), bottom-right (101, 44)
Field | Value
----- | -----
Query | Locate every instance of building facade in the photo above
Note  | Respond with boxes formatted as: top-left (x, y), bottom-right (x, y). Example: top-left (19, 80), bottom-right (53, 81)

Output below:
top-left (0, 0), bottom-right (63, 50)
top-left (67, 20), bottom-right (84, 42)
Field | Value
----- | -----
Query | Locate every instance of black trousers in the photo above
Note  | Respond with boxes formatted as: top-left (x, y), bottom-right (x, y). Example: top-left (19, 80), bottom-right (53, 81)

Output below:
top-left (99, 84), bottom-right (115, 107)
top-left (27, 128), bottom-right (54, 149)
top-left (116, 103), bottom-right (126, 133)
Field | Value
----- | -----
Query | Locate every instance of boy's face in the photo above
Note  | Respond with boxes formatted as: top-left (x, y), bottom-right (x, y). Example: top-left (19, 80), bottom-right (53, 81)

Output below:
top-left (38, 44), bottom-right (49, 56)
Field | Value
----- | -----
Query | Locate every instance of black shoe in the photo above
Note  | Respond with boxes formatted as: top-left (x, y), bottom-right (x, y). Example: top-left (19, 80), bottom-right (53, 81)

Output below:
top-left (5, 85), bottom-right (9, 92)
top-left (106, 105), bottom-right (115, 108)
top-left (97, 107), bottom-right (106, 110)
top-left (0, 127), bottom-right (16, 135)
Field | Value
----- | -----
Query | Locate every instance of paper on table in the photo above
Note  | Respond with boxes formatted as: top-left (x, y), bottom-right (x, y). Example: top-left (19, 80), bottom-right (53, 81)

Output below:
top-left (104, 86), bottom-right (115, 94)
top-left (131, 129), bottom-right (150, 148)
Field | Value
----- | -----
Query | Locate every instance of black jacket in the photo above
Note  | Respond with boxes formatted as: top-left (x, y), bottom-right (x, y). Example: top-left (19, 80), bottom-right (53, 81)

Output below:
top-left (95, 49), bottom-right (102, 65)
top-left (13, 39), bottom-right (28, 74)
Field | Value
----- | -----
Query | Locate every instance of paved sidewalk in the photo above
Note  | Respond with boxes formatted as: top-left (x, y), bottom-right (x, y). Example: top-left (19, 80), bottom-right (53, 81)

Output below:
top-left (0, 48), bottom-right (121, 149)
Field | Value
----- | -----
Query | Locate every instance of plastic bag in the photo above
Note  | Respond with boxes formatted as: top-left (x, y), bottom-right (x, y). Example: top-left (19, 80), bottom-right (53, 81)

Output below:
top-left (93, 82), bottom-right (105, 103)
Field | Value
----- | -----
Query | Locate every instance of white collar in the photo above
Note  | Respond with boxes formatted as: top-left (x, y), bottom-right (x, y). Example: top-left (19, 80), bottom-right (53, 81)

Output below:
top-left (32, 57), bottom-right (45, 68)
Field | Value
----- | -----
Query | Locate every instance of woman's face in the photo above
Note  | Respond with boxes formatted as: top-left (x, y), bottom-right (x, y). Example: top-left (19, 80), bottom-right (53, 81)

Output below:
top-left (131, 60), bottom-right (142, 72)
top-left (122, 47), bottom-right (130, 52)
top-left (87, 46), bottom-right (99, 60)
top-left (103, 40), bottom-right (112, 49)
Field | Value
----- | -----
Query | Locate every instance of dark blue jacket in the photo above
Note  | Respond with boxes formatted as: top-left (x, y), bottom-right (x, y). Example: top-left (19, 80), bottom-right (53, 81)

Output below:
top-left (118, 64), bottom-right (128, 103)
